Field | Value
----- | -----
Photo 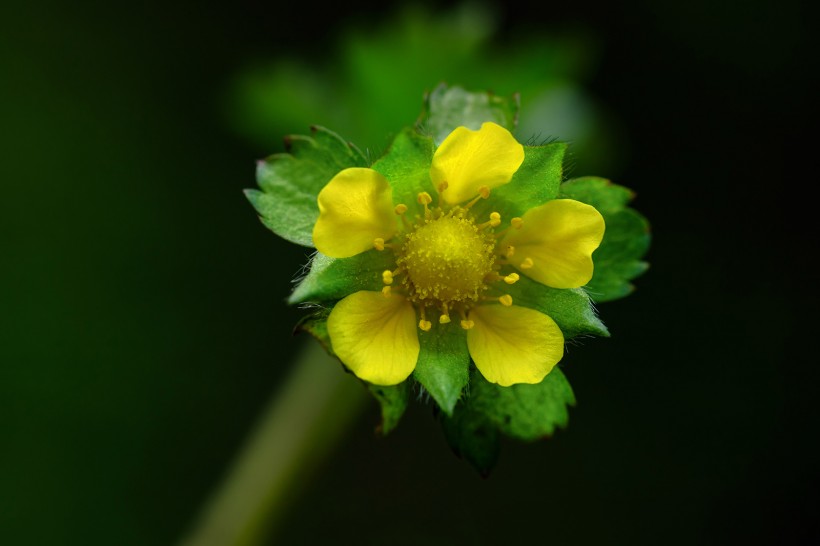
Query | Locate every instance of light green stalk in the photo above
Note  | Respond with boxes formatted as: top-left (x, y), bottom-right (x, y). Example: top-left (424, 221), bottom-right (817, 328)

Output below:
top-left (178, 339), bottom-right (368, 546)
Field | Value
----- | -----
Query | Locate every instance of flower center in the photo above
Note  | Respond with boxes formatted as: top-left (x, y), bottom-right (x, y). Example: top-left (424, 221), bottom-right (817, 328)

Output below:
top-left (374, 188), bottom-right (524, 331)
top-left (398, 215), bottom-right (495, 304)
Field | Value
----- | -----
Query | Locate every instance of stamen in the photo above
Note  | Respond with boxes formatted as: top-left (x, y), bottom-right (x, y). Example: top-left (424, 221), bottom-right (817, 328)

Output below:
top-left (520, 257), bottom-right (534, 270)
top-left (395, 203), bottom-right (412, 229)
top-left (373, 238), bottom-right (385, 251)
top-left (493, 217), bottom-right (523, 239)
top-left (478, 212), bottom-right (502, 230)
top-left (381, 286), bottom-right (392, 297)
top-left (499, 294), bottom-right (513, 306)
top-left (463, 186), bottom-right (491, 210)
top-left (418, 306), bottom-right (432, 331)
top-left (439, 302), bottom-right (451, 324)
top-left (436, 181), bottom-right (449, 206)
top-left (417, 192), bottom-right (433, 219)
top-left (504, 273), bottom-right (520, 284)
top-left (456, 307), bottom-right (473, 329)
top-left (505, 245), bottom-right (515, 258)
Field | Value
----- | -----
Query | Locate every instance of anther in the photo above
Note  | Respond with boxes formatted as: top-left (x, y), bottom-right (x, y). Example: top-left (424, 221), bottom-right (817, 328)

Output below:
top-left (505, 245), bottom-right (515, 258)
top-left (419, 319), bottom-right (432, 332)
top-left (499, 294), bottom-right (513, 306)
top-left (520, 257), bottom-right (534, 270)
top-left (373, 238), bottom-right (385, 251)
top-left (511, 217), bottom-right (523, 229)
top-left (504, 273), bottom-right (520, 284)
top-left (381, 286), bottom-right (392, 297)
top-left (437, 181), bottom-right (449, 193)
top-left (460, 319), bottom-right (475, 330)
top-left (394, 204), bottom-right (408, 215)
top-left (382, 270), bottom-right (394, 285)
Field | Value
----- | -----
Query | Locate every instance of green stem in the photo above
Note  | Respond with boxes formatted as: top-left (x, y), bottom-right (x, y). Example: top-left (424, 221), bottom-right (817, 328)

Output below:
top-left (178, 339), bottom-right (368, 546)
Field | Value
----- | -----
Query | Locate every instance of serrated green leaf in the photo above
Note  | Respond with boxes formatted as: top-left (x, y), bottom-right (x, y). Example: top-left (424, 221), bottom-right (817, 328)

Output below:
top-left (371, 127), bottom-right (435, 208)
top-left (587, 208), bottom-right (650, 301)
top-left (505, 275), bottom-right (609, 339)
top-left (473, 142), bottom-right (567, 220)
top-left (248, 126), bottom-right (367, 246)
top-left (470, 367), bottom-right (575, 441)
top-left (413, 324), bottom-right (470, 416)
top-left (441, 402), bottom-right (499, 477)
top-left (288, 250), bottom-right (395, 304)
top-left (560, 176), bottom-right (633, 212)
top-left (420, 83), bottom-right (519, 145)
top-left (368, 382), bottom-right (410, 435)
top-left (561, 176), bottom-right (651, 302)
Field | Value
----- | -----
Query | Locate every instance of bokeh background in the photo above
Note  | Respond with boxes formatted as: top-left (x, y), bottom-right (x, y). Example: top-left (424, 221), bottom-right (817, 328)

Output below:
top-left (2, 0), bottom-right (817, 544)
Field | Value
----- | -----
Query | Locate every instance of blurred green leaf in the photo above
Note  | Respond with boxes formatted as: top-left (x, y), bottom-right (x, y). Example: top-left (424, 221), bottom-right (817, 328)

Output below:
top-left (560, 176), bottom-right (651, 301)
top-left (419, 83), bottom-right (520, 145)
top-left (228, 5), bottom-right (613, 172)
top-left (414, 325), bottom-right (470, 416)
top-left (247, 126), bottom-right (367, 246)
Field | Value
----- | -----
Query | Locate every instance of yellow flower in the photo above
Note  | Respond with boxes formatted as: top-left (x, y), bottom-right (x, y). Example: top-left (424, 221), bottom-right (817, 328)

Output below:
top-left (312, 122), bottom-right (605, 387)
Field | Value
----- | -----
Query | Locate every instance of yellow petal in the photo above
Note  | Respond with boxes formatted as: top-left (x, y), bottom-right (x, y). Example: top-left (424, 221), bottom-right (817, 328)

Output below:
top-left (503, 199), bottom-right (605, 288)
top-left (467, 304), bottom-right (564, 386)
top-left (313, 168), bottom-right (397, 258)
top-left (430, 122), bottom-right (525, 205)
top-left (326, 291), bottom-right (419, 385)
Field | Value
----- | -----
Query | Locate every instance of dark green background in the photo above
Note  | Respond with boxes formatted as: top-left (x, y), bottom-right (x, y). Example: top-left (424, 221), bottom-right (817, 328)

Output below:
top-left (2, 0), bottom-right (816, 544)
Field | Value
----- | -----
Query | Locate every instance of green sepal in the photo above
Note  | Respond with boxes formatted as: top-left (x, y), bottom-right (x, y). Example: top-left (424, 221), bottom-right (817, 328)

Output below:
top-left (560, 176), bottom-right (651, 302)
top-left (419, 83), bottom-right (520, 145)
top-left (247, 126), bottom-right (367, 246)
top-left (371, 127), bottom-right (435, 208)
top-left (473, 141), bottom-right (567, 220)
top-left (441, 399), bottom-right (500, 477)
top-left (470, 367), bottom-right (576, 441)
top-left (413, 324), bottom-right (470, 416)
top-left (368, 382), bottom-right (411, 436)
top-left (288, 250), bottom-right (395, 304)
top-left (505, 275), bottom-right (609, 339)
